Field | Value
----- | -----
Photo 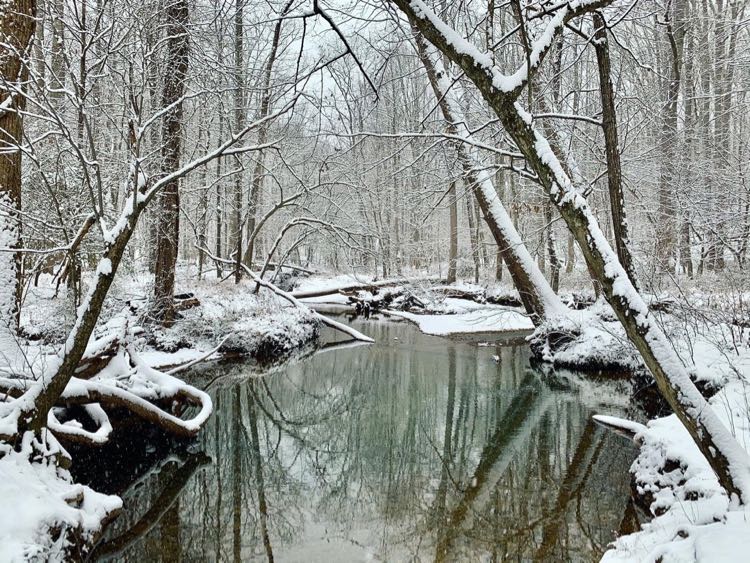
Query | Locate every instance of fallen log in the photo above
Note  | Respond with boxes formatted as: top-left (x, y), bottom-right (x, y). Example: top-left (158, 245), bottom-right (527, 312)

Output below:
top-left (431, 285), bottom-right (487, 303)
top-left (592, 414), bottom-right (646, 442)
top-left (291, 277), bottom-right (442, 300)
top-left (75, 337), bottom-right (121, 380)
top-left (198, 246), bottom-right (376, 344)
top-left (174, 294), bottom-right (200, 312)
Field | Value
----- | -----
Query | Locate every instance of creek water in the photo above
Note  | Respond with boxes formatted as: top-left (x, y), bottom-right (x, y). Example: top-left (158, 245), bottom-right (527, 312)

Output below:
top-left (80, 317), bottom-right (640, 562)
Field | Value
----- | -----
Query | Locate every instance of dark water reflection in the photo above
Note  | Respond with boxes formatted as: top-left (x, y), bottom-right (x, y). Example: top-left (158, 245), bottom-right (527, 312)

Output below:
top-left (88, 318), bottom-right (639, 562)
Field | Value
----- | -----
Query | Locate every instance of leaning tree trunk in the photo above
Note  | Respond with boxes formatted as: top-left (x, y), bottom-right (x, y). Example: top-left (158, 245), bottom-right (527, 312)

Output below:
top-left (396, 0), bottom-right (750, 502)
top-left (413, 29), bottom-right (566, 323)
top-left (0, 0), bottom-right (36, 362)
top-left (153, 0), bottom-right (189, 326)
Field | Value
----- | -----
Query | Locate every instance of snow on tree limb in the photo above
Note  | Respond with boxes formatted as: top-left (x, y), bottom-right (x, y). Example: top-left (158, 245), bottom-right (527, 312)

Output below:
top-left (392, 0), bottom-right (750, 503)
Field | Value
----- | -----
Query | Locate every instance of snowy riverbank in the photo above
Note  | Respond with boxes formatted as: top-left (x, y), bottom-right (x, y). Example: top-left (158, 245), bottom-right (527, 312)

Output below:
top-left (601, 325), bottom-right (750, 562)
top-left (296, 274), bottom-right (750, 562)
top-left (0, 270), bottom-right (323, 560)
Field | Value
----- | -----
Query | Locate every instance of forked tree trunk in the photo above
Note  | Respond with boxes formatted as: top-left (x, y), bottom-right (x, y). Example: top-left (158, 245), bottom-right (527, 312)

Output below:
top-left (153, 0), bottom-right (189, 326)
top-left (397, 0), bottom-right (750, 502)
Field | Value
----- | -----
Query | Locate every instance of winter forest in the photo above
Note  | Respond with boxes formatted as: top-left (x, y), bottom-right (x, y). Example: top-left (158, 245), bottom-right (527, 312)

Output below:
top-left (1, 0), bottom-right (750, 560)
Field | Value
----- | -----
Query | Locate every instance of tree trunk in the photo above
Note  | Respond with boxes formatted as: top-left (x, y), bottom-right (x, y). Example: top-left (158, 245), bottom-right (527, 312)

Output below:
top-left (242, 1), bottom-right (293, 269)
top-left (543, 200), bottom-right (560, 292)
top-left (0, 0), bottom-right (36, 361)
top-left (153, 0), bottom-right (189, 326)
top-left (593, 12), bottom-right (639, 289)
top-left (397, 0), bottom-right (750, 502)
top-left (464, 182), bottom-right (481, 283)
top-left (231, 0), bottom-right (244, 283)
top-left (215, 114), bottom-right (224, 278)
top-left (197, 117), bottom-right (209, 279)
top-left (49, 0), bottom-right (65, 109)
top-left (654, 0), bottom-right (686, 273)
top-left (680, 26), bottom-right (696, 278)
top-left (447, 180), bottom-right (458, 283)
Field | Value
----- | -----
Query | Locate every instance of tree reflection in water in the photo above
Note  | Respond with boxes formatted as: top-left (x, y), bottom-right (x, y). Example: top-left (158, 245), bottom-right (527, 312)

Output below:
top-left (92, 318), bottom-right (638, 562)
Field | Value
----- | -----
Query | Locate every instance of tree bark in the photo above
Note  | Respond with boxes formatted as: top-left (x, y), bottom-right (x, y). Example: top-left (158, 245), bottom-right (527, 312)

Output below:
top-left (153, 0), bottom-right (189, 326)
top-left (593, 12), bottom-right (639, 289)
top-left (447, 180), bottom-right (458, 284)
top-left (231, 0), bottom-right (244, 283)
top-left (0, 0), bottom-right (36, 360)
top-left (655, 0), bottom-right (687, 273)
top-left (49, 0), bottom-right (65, 109)
top-left (465, 182), bottom-right (481, 283)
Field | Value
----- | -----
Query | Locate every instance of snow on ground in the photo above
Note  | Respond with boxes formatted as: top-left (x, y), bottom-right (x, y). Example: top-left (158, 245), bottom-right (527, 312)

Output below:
top-left (530, 301), bottom-right (643, 372)
top-left (22, 270), bottom-right (321, 364)
top-left (169, 282), bottom-right (319, 358)
top-left (602, 328), bottom-right (750, 562)
top-left (0, 435), bottom-right (121, 562)
top-left (390, 306), bottom-right (533, 335)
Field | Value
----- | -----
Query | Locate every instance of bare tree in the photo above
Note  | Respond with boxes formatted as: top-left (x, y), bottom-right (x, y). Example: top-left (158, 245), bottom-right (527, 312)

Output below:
top-left (393, 0), bottom-right (750, 501)
top-left (153, 0), bottom-right (190, 325)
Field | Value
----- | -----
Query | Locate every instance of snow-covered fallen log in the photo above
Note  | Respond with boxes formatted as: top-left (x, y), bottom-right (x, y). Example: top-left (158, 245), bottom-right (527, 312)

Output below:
top-left (291, 276), bottom-right (440, 300)
top-left (592, 414), bottom-right (646, 441)
top-left (0, 345), bottom-right (213, 443)
top-left (201, 248), bottom-right (375, 344)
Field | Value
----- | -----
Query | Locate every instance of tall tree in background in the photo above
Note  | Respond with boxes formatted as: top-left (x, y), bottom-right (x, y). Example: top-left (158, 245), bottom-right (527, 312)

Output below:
top-left (447, 179), bottom-right (458, 284)
top-left (232, 0), bottom-right (245, 283)
top-left (0, 0), bottom-right (36, 357)
top-left (593, 11), bottom-right (639, 289)
top-left (655, 0), bottom-right (686, 272)
top-left (243, 0), bottom-right (294, 268)
top-left (153, 0), bottom-right (190, 325)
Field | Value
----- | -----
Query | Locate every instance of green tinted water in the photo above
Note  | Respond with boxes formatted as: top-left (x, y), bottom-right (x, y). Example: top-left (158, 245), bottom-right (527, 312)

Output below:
top-left (92, 318), bottom-right (638, 562)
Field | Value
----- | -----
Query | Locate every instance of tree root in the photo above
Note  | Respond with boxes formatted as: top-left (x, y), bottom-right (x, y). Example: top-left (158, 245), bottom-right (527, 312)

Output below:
top-left (0, 346), bottom-right (213, 445)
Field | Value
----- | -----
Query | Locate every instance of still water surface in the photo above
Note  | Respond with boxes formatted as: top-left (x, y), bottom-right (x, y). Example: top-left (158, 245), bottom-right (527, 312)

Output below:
top-left (85, 318), bottom-right (639, 562)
